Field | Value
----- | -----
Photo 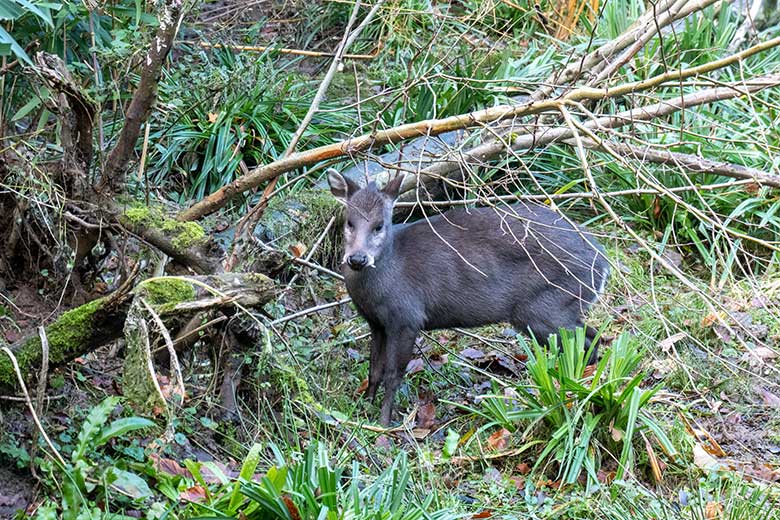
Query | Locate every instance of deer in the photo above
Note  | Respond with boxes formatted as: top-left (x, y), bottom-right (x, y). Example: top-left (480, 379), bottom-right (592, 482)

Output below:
top-left (327, 169), bottom-right (610, 425)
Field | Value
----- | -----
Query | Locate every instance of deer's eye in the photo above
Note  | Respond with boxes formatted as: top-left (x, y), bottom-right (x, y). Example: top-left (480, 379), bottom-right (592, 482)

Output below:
top-left (347, 220), bottom-right (354, 230)
top-left (373, 223), bottom-right (383, 233)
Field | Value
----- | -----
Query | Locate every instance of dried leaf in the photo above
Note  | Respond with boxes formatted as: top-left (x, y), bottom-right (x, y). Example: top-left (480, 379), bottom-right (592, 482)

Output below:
top-left (461, 347), bottom-right (486, 360)
top-left (180, 485), bottom-right (207, 503)
top-left (644, 434), bottom-right (663, 483)
top-left (487, 428), bottom-right (511, 451)
top-left (754, 385), bottom-right (780, 408)
top-left (596, 469), bottom-right (615, 485)
top-left (705, 501), bottom-right (723, 520)
top-left (472, 511), bottom-right (492, 519)
top-left (411, 428), bottom-right (430, 440)
top-left (693, 444), bottom-right (722, 471)
top-left (356, 379), bottom-right (368, 395)
top-left (742, 347), bottom-right (779, 366)
top-left (610, 422), bottom-right (624, 442)
top-left (375, 435), bottom-right (393, 450)
top-left (652, 197), bottom-right (662, 219)
top-left (516, 462), bottom-right (531, 475)
top-left (416, 402), bottom-right (436, 429)
top-left (429, 353), bottom-right (449, 369)
top-left (658, 332), bottom-right (686, 353)
top-left (150, 454), bottom-right (192, 478)
top-left (282, 495), bottom-right (301, 520)
top-left (701, 313), bottom-right (722, 328)
top-left (207, 112), bottom-right (219, 123)
top-left (405, 358), bottom-right (424, 375)
top-left (288, 243), bottom-right (307, 258)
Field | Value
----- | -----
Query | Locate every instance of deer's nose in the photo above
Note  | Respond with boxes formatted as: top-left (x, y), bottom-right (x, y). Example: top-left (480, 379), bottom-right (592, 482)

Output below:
top-left (347, 253), bottom-right (369, 270)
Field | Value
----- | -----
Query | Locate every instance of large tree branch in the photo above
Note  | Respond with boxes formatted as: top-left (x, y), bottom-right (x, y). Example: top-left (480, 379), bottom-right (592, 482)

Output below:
top-left (108, 202), bottom-right (222, 274)
top-left (177, 35), bottom-right (780, 221)
top-left (99, 0), bottom-right (184, 193)
top-left (405, 74), bottom-right (780, 195)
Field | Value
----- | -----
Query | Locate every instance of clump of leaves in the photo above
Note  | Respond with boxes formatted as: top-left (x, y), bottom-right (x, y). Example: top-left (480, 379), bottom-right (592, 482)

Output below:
top-left (462, 329), bottom-right (676, 489)
top-left (34, 397), bottom-right (156, 520)
top-left (151, 441), bottom-right (459, 520)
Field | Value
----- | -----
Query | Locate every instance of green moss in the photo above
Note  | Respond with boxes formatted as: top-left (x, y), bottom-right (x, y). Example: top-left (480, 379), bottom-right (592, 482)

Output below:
top-left (264, 191), bottom-right (343, 268)
top-left (0, 298), bottom-right (104, 387)
top-left (137, 278), bottom-right (195, 306)
top-left (121, 204), bottom-right (206, 252)
top-left (170, 222), bottom-right (206, 250)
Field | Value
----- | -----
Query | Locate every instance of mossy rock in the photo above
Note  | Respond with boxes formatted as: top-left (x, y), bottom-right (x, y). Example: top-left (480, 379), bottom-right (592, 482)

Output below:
top-left (256, 191), bottom-right (344, 270)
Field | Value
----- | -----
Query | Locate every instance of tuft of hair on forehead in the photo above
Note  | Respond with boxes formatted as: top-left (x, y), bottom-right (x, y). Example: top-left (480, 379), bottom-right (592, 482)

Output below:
top-left (347, 186), bottom-right (387, 219)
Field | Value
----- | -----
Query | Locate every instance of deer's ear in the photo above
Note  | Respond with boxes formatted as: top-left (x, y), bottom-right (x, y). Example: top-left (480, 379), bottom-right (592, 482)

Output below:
top-left (382, 173), bottom-right (406, 201)
top-left (327, 169), bottom-right (359, 202)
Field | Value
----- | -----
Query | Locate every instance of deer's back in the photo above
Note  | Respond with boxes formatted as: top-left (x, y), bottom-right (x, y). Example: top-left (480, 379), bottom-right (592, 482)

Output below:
top-left (385, 203), bottom-right (608, 329)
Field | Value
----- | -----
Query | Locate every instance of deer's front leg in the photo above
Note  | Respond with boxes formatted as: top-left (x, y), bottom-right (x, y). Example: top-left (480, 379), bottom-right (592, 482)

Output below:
top-left (366, 326), bottom-right (386, 402)
top-left (379, 327), bottom-right (417, 426)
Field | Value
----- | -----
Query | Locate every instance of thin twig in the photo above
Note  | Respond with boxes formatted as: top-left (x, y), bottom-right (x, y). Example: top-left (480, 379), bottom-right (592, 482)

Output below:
top-left (270, 297), bottom-right (352, 326)
top-left (140, 298), bottom-right (186, 401)
top-left (231, 0), bottom-right (386, 255)
top-left (196, 41), bottom-right (380, 60)
top-left (284, 216), bottom-right (337, 292)
top-left (0, 347), bottom-right (66, 467)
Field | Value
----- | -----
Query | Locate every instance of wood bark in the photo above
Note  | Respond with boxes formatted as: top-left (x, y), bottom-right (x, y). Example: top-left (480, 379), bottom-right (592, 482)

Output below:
top-left (99, 0), bottom-right (183, 192)
top-left (0, 273), bottom-right (275, 390)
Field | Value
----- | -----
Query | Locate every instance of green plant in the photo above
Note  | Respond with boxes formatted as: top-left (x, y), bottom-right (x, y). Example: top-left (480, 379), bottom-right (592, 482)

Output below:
top-left (34, 396), bottom-right (156, 520)
top-left (147, 51), bottom-right (356, 203)
top-left (153, 441), bottom-right (459, 520)
top-left (459, 329), bottom-right (676, 489)
top-left (0, 0), bottom-right (61, 64)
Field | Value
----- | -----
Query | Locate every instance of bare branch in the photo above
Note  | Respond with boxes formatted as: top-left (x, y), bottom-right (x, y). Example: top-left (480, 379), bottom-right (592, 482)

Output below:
top-left (177, 36), bottom-right (780, 221)
top-left (99, 0), bottom-right (185, 192)
top-left (576, 140), bottom-right (780, 188)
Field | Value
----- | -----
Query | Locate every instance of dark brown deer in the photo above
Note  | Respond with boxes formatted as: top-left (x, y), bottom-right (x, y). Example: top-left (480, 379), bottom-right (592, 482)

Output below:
top-left (327, 169), bottom-right (610, 425)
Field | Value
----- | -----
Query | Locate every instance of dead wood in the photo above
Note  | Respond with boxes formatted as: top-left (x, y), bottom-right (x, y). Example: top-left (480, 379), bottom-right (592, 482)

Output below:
top-left (99, 0), bottom-right (184, 192)
top-left (32, 52), bottom-right (96, 194)
top-left (403, 74), bottom-right (780, 197)
top-left (176, 38), bottom-right (780, 222)
top-left (0, 273), bottom-right (275, 390)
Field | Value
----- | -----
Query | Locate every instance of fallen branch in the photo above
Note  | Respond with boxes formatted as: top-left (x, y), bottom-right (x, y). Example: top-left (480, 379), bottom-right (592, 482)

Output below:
top-left (577, 140), bottom-right (780, 188)
top-left (196, 41), bottom-right (380, 60)
top-left (0, 273), bottom-right (275, 390)
top-left (405, 73), bottom-right (780, 196)
top-left (177, 38), bottom-right (780, 221)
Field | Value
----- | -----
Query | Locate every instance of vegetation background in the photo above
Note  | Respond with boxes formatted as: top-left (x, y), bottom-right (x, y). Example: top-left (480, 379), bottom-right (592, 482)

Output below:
top-left (0, 0), bottom-right (779, 518)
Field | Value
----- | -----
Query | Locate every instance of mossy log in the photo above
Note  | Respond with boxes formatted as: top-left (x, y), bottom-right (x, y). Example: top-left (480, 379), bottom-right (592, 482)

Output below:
top-left (0, 273), bottom-right (275, 390)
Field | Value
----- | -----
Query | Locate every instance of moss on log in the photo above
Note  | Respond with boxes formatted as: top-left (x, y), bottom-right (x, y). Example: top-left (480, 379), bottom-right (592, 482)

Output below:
top-left (0, 292), bottom-right (132, 387)
top-left (0, 274), bottom-right (275, 390)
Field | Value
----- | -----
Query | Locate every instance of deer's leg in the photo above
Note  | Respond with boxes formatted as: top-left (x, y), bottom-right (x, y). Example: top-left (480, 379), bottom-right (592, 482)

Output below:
top-left (366, 326), bottom-right (386, 402)
top-left (379, 327), bottom-right (417, 426)
top-left (584, 324), bottom-right (600, 365)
